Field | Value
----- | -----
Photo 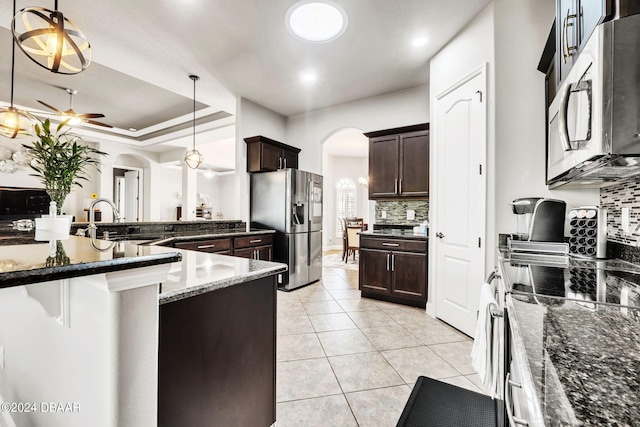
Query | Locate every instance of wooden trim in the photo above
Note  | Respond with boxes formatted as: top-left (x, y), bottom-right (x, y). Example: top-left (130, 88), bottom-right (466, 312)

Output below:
top-left (363, 123), bottom-right (429, 138)
top-left (243, 135), bottom-right (301, 153)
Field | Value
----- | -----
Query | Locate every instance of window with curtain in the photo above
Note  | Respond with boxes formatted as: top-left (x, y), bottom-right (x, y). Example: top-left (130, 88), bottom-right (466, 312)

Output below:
top-left (336, 178), bottom-right (357, 238)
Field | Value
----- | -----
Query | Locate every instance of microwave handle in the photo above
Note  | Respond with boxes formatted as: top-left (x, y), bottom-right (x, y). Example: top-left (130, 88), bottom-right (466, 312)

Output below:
top-left (558, 83), bottom-right (573, 152)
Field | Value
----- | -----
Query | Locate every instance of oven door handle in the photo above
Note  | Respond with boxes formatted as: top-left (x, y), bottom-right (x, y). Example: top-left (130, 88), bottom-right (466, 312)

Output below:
top-left (558, 82), bottom-right (572, 152)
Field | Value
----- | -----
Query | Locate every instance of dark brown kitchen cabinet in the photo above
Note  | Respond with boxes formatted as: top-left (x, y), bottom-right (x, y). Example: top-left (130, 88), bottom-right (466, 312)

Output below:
top-left (555, 0), bottom-right (619, 86)
top-left (364, 123), bottom-right (429, 200)
top-left (233, 234), bottom-right (273, 261)
top-left (159, 275), bottom-right (276, 427)
top-left (244, 135), bottom-right (300, 172)
top-left (174, 238), bottom-right (232, 255)
top-left (168, 233), bottom-right (273, 260)
top-left (359, 235), bottom-right (427, 308)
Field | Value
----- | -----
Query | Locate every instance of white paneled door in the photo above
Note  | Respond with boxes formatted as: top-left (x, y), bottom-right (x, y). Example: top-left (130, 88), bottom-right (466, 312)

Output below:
top-left (124, 170), bottom-right (140, 222)
top-left (433, 65), bottom-right (487, 337)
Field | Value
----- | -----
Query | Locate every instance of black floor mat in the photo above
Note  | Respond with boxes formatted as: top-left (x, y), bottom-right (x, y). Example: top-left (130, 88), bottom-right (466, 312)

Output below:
top-left (396, 376), bottom-right (500, 427)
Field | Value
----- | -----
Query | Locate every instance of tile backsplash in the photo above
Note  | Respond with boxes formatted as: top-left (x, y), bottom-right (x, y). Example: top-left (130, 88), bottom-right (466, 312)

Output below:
top-left (600, 179), bottom-right (640, 245)
top-left (374, 200), bottom-right (429, 224)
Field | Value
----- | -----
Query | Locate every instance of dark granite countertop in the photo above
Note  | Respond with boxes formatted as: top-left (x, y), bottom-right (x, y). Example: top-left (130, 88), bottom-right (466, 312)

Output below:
top-left (499, 250), bottom-right (640, 426)
top-left (359, 229), bottom-right (428, 241)
top-left (157, 247), bottom-right (287, 304)
top-left (0, 236), bottom-right (182, 288)
top-left (0, 234), bottom-right (287, 303)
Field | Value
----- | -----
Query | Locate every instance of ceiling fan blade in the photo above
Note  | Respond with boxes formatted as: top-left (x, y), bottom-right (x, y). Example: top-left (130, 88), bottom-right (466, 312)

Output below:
top-left (76, 113), bottom-right (106, 119)
top-left (37, 100), bottom-right (63, 114)
top-left (85, 119), bottom-right (113, 128)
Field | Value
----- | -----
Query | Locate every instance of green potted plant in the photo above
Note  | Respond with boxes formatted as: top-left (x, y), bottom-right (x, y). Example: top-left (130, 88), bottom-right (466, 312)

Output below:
top-left (22, 118), bottom-right (106, 216)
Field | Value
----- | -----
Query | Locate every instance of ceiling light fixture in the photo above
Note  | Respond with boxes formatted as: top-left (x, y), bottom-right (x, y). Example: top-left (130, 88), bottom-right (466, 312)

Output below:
top-left (0, 0), bottom-right (32, 139)
top-left (286, 1), bottom-right (348, 43)
top-left (11, 0), bottom-right (92, 74)
top-left (300, 71), bottom-right (317, 83)
top-left (412, 37), bottom-right (428, 47)
top-left (184, 75), bottom-right (203, 169)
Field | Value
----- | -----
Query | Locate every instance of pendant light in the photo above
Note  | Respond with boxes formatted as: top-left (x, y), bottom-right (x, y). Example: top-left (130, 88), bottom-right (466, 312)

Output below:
top-left (0, 0), bottom-right (32, 139)
top-left (184, 75), bottom-right (203, 169)
top-left (12, 0), bottom-right (92, 75)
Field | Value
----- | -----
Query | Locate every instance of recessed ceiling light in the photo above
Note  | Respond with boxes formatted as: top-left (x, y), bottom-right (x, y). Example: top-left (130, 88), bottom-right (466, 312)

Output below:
top-left (286, 1), bottom-right (348, 43)
top-left (412, 37), bottom-right (428, 47)
top-left (300, 71), bottom-right (317, 83)
top-left (128, 127), bottom-right (138, 132)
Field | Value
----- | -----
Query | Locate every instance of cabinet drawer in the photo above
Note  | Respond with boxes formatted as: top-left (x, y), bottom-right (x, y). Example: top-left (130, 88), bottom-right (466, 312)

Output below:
top-left (175, 238), bottom-right (232, 253)
top-left (360, 236), bottom-right (426, 252)
top-left (234, 234), bottom-right (273, 249)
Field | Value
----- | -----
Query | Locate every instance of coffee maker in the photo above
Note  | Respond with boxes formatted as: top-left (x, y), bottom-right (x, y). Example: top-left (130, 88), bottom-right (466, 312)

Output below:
top-left (511, 198), bottom-right (566, 242)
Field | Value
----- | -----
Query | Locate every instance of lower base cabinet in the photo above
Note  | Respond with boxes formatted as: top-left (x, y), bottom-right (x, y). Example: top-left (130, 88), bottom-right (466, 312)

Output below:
top-left (359, 236), bottom-right (427, 308)
top-left (166, 233), bottom-right (273, 260)
top-left (158, 276), bottom-right (276, 427)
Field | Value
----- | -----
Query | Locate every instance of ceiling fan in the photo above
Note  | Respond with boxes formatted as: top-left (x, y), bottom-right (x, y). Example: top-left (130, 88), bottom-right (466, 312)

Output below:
top-left (37, 88), bottom-right (113, 128)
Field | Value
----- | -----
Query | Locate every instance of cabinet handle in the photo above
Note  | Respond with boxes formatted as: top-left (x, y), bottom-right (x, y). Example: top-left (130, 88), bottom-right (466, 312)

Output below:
top-left (197, 244), bottom-right (216, 249)
top-left (386, 253), bottom-right (390, 271)
top-left (255, 249), bottom-right (259, 260)
top-left (436, 232), bottom-right (445, 239)
top-left (250, 239), bottom-right (262, 243)
top-left (399, 178), bottom-right (402, 194)
top-left (505, 373), bottom-right (529, 427)
top-left (382, 242), bottom-right (399, 247)
top-left (562, 9), bottom-right (577, 64)
top-left (394, 179), bottom-right (398, 194)
top-left (278, 157), bottom-right (282, 169)
top-left (391, 254), bottom-right (395, 272)
top-left (284, 158), bottom-right (287, 168)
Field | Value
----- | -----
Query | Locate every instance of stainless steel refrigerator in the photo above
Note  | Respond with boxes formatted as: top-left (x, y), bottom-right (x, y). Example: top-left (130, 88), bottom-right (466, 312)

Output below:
top-left (250, 169), bottom-right (323, 290)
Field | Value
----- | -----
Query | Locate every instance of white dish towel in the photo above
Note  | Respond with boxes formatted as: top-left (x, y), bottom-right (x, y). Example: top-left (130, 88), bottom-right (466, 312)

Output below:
top-left (470, 282), bottom-right (500, 398)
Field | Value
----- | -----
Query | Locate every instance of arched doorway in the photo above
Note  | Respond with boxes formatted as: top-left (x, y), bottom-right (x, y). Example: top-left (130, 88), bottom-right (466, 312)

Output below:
top-left (321, 128), bottom-right (369, 250)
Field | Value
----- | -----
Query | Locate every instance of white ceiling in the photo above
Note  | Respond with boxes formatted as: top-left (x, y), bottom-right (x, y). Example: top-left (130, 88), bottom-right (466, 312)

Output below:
top-left (0, 0), bottom-right (492, 156)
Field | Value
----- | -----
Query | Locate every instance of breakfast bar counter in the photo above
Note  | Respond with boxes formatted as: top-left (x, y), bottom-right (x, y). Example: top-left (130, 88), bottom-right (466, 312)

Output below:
top-left (0, 234), bottom-right (286, 427)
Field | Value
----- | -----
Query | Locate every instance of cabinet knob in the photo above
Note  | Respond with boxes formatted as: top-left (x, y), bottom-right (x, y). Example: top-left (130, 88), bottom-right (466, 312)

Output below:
top-left (436, 232), bottom-right (445, 239)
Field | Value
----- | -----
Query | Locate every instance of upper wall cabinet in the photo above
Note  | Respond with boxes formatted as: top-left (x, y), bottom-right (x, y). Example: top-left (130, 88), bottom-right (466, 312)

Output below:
top-left (364, 123), bottom-right (429, 200)
top-left (555, 0), bottom-right (615, 86)
top-left (244, 136), bottom-right (301, 173)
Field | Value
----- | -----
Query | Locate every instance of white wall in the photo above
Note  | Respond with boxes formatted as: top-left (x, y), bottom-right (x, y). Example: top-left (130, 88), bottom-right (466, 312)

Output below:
top-left (235, 98), bottom-right (288, 225)
top-left (493, 0), bottom-right (599, 253)
top-left (287, 85), bottom-right (430, 174)
top-left (159, 167), bottom-right (182, 221)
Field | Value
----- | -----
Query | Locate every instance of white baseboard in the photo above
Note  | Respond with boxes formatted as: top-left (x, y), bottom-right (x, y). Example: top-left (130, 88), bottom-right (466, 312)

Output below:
top-left (0, 394), bottom-right (17, 427)
top-left (323, 245), bottom-right (342, 251)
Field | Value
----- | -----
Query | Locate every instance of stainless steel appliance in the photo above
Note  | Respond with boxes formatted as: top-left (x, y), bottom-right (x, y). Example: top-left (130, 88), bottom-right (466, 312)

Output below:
top-left (250, 169), bottom-right (323, 290)
top-left (508, 198), bottom-right (567, 255)
top-left (510, 197), bottom-right (542, 240)
top-left (547, 14), bottom-right (640, 188)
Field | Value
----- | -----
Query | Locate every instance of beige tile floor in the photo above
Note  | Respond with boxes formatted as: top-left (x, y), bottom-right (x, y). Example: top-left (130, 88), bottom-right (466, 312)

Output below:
top-left (274, 264), bottom-right (487, 427)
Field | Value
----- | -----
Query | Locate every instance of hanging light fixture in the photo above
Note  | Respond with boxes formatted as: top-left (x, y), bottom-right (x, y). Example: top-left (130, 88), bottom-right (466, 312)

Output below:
top-left (11, 0), bottom-right (92, 75)
top-left (184, 75), bottom-right (203, 169)
top-left (0, 0), bottom-right (32, 139)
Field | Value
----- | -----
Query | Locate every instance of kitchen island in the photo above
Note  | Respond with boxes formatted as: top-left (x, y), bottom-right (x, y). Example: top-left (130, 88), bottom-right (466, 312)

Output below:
top-left (498, 250), bottom-right (640, 426)
top-left (358, 229), bottom-right (428, 307)
top-left (0, 234), bottom-right (286, 427)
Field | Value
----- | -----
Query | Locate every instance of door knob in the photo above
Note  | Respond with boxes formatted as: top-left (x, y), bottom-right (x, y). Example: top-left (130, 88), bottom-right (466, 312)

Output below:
top-left (436, 232), bottom-right (445, 238)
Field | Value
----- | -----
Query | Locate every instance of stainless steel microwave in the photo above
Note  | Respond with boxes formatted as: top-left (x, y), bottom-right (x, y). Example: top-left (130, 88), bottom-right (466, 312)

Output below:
top-left (547, 14), bottom-right (640, 188)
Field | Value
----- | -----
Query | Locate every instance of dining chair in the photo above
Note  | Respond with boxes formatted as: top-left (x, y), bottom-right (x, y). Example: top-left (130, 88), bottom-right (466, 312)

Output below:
top-left (337, 217), bottom-right (348, 261)
top-left (345, 225), bottom-right (362, 263)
